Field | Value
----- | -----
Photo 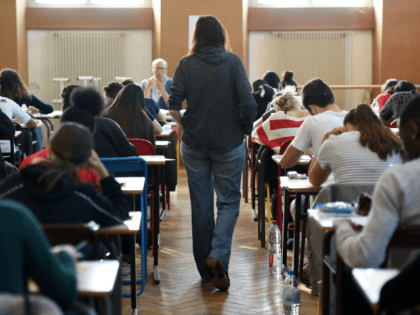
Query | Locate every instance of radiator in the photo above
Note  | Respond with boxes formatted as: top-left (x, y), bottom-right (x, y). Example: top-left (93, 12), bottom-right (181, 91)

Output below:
top-left (47, 30), bottom-right (129, 105)
top-left (271, 30), bottom-right (351, 109)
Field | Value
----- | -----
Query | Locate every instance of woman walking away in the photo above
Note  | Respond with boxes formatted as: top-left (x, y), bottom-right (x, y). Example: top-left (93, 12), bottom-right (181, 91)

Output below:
top-left (168, 15), bottom-right (257, 291)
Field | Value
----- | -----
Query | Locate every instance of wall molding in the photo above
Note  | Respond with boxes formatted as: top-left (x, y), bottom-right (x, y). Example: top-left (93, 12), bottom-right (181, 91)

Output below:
top-left (248, 7), bottom-right (374, 30)
top-left (26, 8), bottom-right (154, 30)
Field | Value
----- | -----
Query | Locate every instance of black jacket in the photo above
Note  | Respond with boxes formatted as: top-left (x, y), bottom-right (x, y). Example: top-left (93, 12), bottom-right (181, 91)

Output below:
top-left (94, 117), bottom-right (137, 159)
top-left (0, 164), bottom-right (130, 226)
top-left (0, 109), bottom-right (15, 178)
top-left (252, 84), bottom-right (276, 121)
top-left (169, 47), bottom-right (257, 153)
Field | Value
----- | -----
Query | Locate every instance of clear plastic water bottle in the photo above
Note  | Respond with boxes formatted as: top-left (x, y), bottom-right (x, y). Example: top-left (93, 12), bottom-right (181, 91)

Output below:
top-left (21, 104), bottom-right (28, 113)
top-left (372, 98), bottom-right (379, 113)
top-left (283, 270), bottom-right (300, 315)
top-left (268, 221), bottom-right (281, 276)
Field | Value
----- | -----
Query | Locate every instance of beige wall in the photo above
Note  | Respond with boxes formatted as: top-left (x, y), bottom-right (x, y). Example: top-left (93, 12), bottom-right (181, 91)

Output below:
top-left (0, 1), bottom-right (19, 81)
top-left (0, 1), bottom-right (418, 91)
top-left (154, 0), bottom-right (246, 78)
top-left (373, 0), bottom-right (420, 87)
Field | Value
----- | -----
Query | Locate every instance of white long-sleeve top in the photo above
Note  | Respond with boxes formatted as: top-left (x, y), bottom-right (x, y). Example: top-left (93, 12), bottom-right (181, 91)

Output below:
top-left (334, 157), bottom-right (420, 269)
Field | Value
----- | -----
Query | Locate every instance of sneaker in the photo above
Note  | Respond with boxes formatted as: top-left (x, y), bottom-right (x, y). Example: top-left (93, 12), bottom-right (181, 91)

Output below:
top-left (287, 238), bottom-right (294, 249)
top-left (121, 260), bottom-right (131, 275)
top-left (204, 257), bottom-right (230, 291)
top-left (302, 262), bottom-right (310, 286)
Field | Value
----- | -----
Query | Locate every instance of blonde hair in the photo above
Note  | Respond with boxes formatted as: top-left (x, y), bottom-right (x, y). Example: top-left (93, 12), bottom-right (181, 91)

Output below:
top-left (271, 85), bottom-right (301, 113)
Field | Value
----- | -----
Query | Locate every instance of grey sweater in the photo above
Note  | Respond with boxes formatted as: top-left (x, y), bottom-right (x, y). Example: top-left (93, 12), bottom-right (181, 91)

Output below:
top-left (168, 47), bottom-right (257, 153)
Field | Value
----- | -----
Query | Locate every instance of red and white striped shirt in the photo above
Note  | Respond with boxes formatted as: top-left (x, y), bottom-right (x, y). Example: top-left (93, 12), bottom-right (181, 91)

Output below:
top-left (251, 111), bottom-right (307, 154)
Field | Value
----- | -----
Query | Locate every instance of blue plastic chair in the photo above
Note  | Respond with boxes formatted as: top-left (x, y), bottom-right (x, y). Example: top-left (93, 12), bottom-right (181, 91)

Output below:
top-left (99, 157), bottom-right (147, 298)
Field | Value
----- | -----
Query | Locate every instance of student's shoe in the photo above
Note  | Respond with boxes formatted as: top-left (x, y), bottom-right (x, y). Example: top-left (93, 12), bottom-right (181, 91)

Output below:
top-left (121, 260), bottom-right (131, 275)
top-left (287, 238), bottom-right (294, 249)
top-left (302, 262), bottom-right (311, 286)
top-left (204, 257), bottom-right (230, 291)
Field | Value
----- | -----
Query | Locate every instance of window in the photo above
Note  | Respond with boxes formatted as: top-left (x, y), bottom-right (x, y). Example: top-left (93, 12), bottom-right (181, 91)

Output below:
top-left (255, 0), bottom-right (371, 7)
top-left (30, 0), bottom-right (146, 8)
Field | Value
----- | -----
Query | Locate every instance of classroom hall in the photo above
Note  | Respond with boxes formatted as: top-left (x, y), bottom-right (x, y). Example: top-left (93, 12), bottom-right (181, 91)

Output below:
top-left (1, 0), bottom-right (420, 314)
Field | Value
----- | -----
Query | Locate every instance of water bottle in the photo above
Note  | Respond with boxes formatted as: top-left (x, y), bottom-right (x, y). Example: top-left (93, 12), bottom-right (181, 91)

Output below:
top-left (283, 270), bottom-right (300, 315)
top-left (268, 221), bottom-right (281, 276)
top-left (21, 104), bottom-right (28, 113)
top-left (372, 98), bottom-right (379, 113)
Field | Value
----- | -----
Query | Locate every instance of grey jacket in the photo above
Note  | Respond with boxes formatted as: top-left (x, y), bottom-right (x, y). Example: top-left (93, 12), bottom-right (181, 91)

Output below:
top-left (168, 47), bottom-right (257, 153)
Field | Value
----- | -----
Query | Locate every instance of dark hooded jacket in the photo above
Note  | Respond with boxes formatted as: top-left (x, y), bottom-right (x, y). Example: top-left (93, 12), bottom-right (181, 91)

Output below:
top-left (168, 47), bottom-right (257, 153)
top-left (0, 164), bottom-right (129, 226)
top-left (252, 84), bottom-right (276, 121)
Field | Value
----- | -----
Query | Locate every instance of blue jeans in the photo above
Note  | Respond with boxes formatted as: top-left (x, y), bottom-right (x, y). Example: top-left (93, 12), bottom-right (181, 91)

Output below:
top-left (181, 142), bottom-right (245, 281)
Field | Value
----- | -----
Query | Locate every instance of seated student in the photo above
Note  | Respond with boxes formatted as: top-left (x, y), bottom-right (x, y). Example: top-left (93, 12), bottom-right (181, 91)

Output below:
top-left (280, 78), bottom-right (348, 169)
top-left (380, 253), bottom-right (420, 313)
top-left (262, 70), bottom-right (280, 91)
top-left (379, 80), bottom-right (418, 126)
top-left (0, 199), bottom-right (82, 314)
top-left (60, 86), bottom-right (138, 160)
top-left (0, 69), bottom-right (53, 153)
top-left (374, 78), bottom-right (398, 111)
top-left (0, 96), bottom-right (37, 160)
top-left (104, 83), bottom-right (161, 144)
top-left (0, 122), bottom-right (130, 226)
top-left (103, 81), bottom-right (123, 107)
top-left (309, 104), bottom-right (404, 186)
top-left (279, 70), bottom-right (298, 92)
top-left (252, 85), bottom-right (309, 152)
top-left (0, 109), bottom-right (16, 179)
top-left (332, 95), bottom-right (420, 315)
top-left (0, 69), bottom-right (54, 114)
top-left (335, 94), bottom-right (420, 269)
top-left (121, 79), bottom-right (167, 122)
top-left (252, 79), bottom-right (275, 121)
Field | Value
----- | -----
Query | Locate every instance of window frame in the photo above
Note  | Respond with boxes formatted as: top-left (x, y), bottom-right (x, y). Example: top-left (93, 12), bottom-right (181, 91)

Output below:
top-left (28, 0), bottom-right (150, 9)
top-left (251, 0), bottom-right (372, 8)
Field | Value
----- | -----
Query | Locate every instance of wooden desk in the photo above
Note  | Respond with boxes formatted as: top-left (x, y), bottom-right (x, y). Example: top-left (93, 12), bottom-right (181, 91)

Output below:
top-left (308, 209), bottom-right (367, 315)
top-left (156, 129), bottom-right (174, 137)
top-left (99, 211), bottom-right (142, 314)
top-left (115, 177), bottom-right (145, 195)
top-left (18, 120), bottom-right (43, 155)
top-left (279, 177), bottom-right (331, 280)
top-left (155, 140), bottom-right (170, 149)
top-left (76, 260), bottom-right (120, 297)
top-left (33, 110), bottom-right (63, 144)
top-left (0, 131), bottom-right (23, 167)
top-left (139, 155), bottom-right (167, 284)
top-left (33, 110), bottom-right (63, 119)
top-left (270, 155), bottom-right (312, 244)
top-left (352, 268), bottom-right (399, 314)
top-left (29, 260), bottom-right (120, 299)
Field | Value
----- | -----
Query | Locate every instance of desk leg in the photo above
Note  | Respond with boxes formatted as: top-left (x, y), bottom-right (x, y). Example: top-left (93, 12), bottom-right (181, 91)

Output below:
top-left (293, 193), bottom-right (301, 279)
top-left (258, 159), bottom-right (266, 248)
top-left (251, 144), bottom-right (256, 211)
top-left (322, 231), bottom-right (334, 315)
top-left (336, 254), bottom-right (344, 315)
top-left (160, 163), bottom-right (167, 221)
top-left (282, 189), bottom-right (289, 270)
top-left (153, 165), bottom-right (160, 284)
top-left (9, 139), bottom-right (15, 167)
top-left (130, 235), bottom-right (137, 313)
top-left (41, 120), bottom-right (51, 146)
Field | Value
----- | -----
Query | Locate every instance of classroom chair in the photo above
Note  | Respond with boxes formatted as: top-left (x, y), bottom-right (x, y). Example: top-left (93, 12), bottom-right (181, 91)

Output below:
top-left (99, 157), bottom-right (148, 298)
top-left (128, 138), bottom-right (171, 211)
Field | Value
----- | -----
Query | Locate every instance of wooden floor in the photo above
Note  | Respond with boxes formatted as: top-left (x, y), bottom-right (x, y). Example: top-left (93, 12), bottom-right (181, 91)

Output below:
top-left (122, 167), bottom-right (318, 314)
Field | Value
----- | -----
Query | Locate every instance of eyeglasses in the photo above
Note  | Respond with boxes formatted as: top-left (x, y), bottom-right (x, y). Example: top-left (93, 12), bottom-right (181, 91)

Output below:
top-left (153, 67), bottom-right (167, 71)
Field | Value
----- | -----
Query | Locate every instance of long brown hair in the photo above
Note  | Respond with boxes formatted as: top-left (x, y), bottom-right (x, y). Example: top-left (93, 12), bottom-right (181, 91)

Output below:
top-left (37, 123), bottom-right (93, 191)
top-left (0, 68), bottom-right (31, 101)
top-left (343, 104), bottom-right (404, 160)
top-left (104, 83), bottom-right (155, 145)
top-left (187, 15), bottom-right (231, 56)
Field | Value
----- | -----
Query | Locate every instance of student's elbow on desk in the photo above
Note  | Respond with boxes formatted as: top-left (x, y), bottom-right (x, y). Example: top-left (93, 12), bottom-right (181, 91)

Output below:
top-left (280, 145), bottom-right (303, 169)
top-left (26, 119), bottom-right (38, 128)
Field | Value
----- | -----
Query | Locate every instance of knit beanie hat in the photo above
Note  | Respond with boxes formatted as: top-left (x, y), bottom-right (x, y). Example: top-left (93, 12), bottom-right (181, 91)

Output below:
top-left (385, 91), bottom-right (417, 119)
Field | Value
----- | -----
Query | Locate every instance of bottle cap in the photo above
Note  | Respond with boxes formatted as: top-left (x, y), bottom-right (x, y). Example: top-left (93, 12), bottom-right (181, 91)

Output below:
top-left (287, 270), bottom-right (295, 276)
top-left (272, 220), bottom-right (277, 225)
